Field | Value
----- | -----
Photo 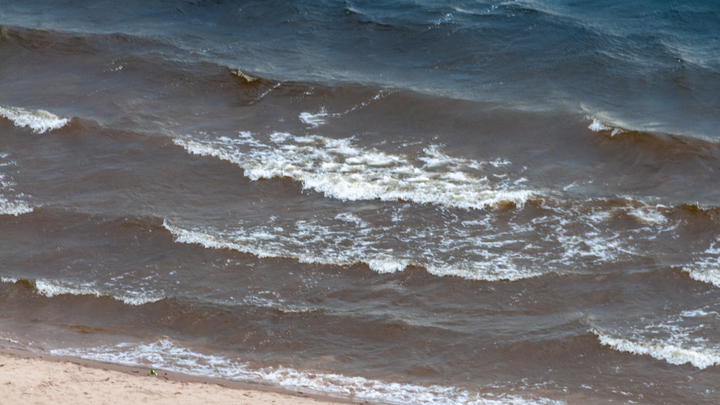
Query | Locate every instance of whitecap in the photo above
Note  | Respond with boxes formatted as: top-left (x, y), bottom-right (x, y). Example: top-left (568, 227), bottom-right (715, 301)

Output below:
top-left (0, 277), bottom-right (164, 306)
top-left (174, 133), bottom-right (534, 210)
top-left (586, 116), bottom-right (623, 136)
top-left (0, 196), bottom-right (33, 216)
top-left (594, 328), bottom-right (720, 369)
top-left (231, 69), bottom-right (256, 82)
top-left (162, 220), bottom-right (543, 282)
top-left (683, 238), bottom-right (720, 288)
top-left (0, 105), bottom-right (69, 134)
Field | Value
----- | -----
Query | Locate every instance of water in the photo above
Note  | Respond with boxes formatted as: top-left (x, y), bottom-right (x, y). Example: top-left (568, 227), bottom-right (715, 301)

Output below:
top-left (1, 1), bottom-right (719, 403)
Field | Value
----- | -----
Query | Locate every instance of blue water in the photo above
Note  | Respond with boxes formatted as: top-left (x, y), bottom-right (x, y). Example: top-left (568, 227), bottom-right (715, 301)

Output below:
top-left (3, 0), bottom-right (719, 137)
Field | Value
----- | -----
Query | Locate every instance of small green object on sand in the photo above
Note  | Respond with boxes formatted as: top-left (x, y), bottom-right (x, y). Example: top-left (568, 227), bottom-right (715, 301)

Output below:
top-left (150, 369), bottom-right (157, 375)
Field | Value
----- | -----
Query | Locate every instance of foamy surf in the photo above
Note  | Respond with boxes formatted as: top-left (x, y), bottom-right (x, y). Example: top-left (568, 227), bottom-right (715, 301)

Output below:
top-left (585, 116), bottom-right (624, 136)
top-left (0, 277), bottom-right (164, 306)
top-left (592, 306), bottom-right (720, 369)
top-left (173, 132), bottom-right (534, 210)
top-left (682, 239), bottom-right (720, 288)
top-left (0, 105), bottom-right (69, 134)
top-left (161, 192), bottom-right (681, 283)
top-left (594, 329), bottom-right (720, 369)
top-left (162, 220), bottom-right (543, 281)
top-left (684, 264), bottom-right (720, 288)
top-left (52, 340), bottom-right (565, 405)
top-left (0, 196), bottom-right (33, 216)
top-left (0, 157), bottom-right (33, 216)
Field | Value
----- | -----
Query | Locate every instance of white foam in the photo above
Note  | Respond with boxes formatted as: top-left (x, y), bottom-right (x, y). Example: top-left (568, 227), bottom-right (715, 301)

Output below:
top-left (683, 264), bottom-right (720, 288)
top-left (334, 212), bottom-right (367, 227)
top-left (576, 198), bottom-right (669, 226)
top-left (240, 294), bottom-right (318, 314)
top-left (299, 108), bottom-right (331, 127)
top-left (626, 206), bottom-right (667, 225)
top-left (0, 105), bottom-right (69, 134)
top-left (52, 340), bottom-right (564, 405)
top-left (681, 309), bottom-right (719, 318)
top-left (170, 130), bottom-right (683, 279)
top-left (594, 328), bottom-right (720, 369)
top-left (162, 190), bottom-right (681, 282)
top-left (231, 69), bottom-right (256, 82)
top-left (0, 196), bottom-right (33, 216)
top-left (683, 238), bottom-right (720, 288)
top-left (163, 220), bottom-right (542, 282)
top-left (0, 160), bottom-right (34, 216)
top-left (0, 277), bottom-right (164, 306)
top-left (0, 334), bottom-right (22, 346)
top-left (174, 133), bottom-right (533, 210)
top-left (586, 116), bottom-right (623, 136)
top-left (587, 118), bottom-right (611, 132)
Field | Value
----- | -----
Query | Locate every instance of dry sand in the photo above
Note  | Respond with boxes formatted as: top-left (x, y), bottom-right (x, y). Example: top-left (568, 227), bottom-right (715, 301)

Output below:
top-left (0, 352), bottom-right (352, 405)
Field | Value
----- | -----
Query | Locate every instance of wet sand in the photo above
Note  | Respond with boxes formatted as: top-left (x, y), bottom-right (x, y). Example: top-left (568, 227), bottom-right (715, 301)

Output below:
top-left (0, 348), bottom-right (352, 405)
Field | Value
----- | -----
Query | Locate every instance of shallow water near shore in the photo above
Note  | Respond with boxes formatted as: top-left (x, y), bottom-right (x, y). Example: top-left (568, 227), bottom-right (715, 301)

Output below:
top-left (1, 1), bottom-right (720, 404)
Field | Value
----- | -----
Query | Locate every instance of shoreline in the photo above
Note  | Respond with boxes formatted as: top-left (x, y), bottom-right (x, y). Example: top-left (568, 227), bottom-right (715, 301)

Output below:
top-left (0, 345), bottom-right (362, 405)
top-left (0, 346), bottom-right (598, 405)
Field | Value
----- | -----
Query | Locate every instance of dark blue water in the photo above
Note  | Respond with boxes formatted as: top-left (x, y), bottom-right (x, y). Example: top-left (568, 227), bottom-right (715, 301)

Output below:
top-left (4, 0), bottom-right (720, 137)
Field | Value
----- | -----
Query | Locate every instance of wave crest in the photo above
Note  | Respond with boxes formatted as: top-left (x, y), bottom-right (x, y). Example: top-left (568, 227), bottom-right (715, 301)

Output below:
top-left (0, 105), bottom-right (69, 134)
top-left (174, 132), bottom-right (533, 210)
top-left (594, 328), bottom-right (720, 369)
top-left (683, 239), bottom-right (720, 288)
top-left (0, 277), bottom-right (164, 306)
top-left (0, 197), bottom-right (33, 216)
top-left (586, 116), bottom-right (624, 136)
top-left (162, 220), bottom-right (543, 282)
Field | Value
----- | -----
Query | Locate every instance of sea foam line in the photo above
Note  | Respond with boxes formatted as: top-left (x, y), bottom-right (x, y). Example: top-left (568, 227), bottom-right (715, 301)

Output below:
top-left (162, 220), bottom-right (543, 282)
top-left (0, 277), bottom-right (163, 306)
top-left (682, 239), bottom-right (720, 288)
top-left (593, 328), bottom-right (720, 369)
top-left (0, 105), bottom-right (69, 134)
top-left (52, 340), bottom-right (564, 405)
top-left (173, 133), bottom-right (533, 210)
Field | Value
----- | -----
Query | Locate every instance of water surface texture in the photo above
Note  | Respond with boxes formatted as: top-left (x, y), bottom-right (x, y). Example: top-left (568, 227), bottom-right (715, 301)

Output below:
top-left (1, 1), bottom-right (720, 404)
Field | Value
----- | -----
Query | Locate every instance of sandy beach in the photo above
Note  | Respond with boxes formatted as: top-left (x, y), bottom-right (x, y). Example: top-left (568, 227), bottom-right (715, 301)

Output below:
top-left (0, 350), bottom-right (350, 405)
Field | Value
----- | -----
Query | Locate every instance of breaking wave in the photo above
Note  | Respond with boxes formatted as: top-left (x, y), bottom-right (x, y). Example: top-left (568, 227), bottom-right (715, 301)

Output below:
top-left (0, 105), bottom-right (69, 134)
top-left (0, 277), bottom-right (164, 306)
top-left (683, 238), bottom-right (720, 288)
top-left (586, 116), bottom-right (625, 137)
top-left (0, 195), bottom-right (33, 216)
top-left (161, 194), bottom-right (680, 282)
top-left (592, 310), bottom-right (720, 369)
top-left (162, 220), bottom-right (543, 281)
top-left (595, 331), bottom-right (720, 369)
top-left (173, 132), bottom-right (533, 210)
